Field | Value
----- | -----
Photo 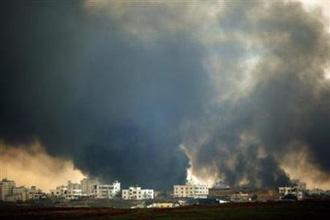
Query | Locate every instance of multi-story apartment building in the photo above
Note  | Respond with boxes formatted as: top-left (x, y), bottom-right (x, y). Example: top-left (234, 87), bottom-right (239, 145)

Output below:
top-left (93, 181), bottom-right (121, 199)
top-left (0, 179), bottom-right (45, 202)
top-left (51, 179), bottom-right (121, 200)
top-left (122, 186), bottom-right (154, 200)
top-left (279, 180), bottom-right (306, 201)
top-left (173, 183), bottom-right (208, 198)
top-left (27, 186), bottom-right (45, 200)
top-left (81, 178), bottom-right (100, 196)
top-left (51, 181), bottom-right (82, 200)
top-left (51, 185), bottom-right (68, 199)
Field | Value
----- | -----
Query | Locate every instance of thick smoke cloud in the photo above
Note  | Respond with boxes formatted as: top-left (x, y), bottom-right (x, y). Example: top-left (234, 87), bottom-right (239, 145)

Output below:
top-left (183, 0), bottom-right (330, 188)
top-left (0, 1), bottom-right (208, 189)
top-left (1, 0), bottom-right (330, 189)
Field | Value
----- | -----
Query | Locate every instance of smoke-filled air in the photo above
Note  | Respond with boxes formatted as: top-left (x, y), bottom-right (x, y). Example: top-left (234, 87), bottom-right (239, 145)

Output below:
top-left (1, 0), bottom-right (330, 190)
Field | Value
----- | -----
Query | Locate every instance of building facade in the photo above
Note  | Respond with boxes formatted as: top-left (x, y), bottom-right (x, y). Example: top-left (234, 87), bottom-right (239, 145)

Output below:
top-left (122, 186), bottom-right (154, 200)
top-left (81, 178), bottom-right (100, 196)
top-left (0, 179), bottom-right (15, 201)
top-left (279, 180), bottom-right (306, 201)
top-left (28, 186), bottom-right (45, 200)
top-left (51, 181), bottom-right (83, 200)
top-left (279, 186), bottom-right (305, 200)
top-left (93, 181), bottom-right (121, 199)
top-left (0, 179), bottom-right (45, 202)
top-left (173, 184), bottom-right (208, 199)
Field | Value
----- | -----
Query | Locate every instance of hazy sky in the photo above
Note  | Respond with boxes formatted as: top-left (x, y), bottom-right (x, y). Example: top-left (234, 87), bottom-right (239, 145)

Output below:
top-left (0, 0), bottom-right (330, 191)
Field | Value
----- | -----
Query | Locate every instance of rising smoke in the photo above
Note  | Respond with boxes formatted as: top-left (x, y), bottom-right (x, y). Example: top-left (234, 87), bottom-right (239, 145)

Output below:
top-left (0, 0), bottom-right (329, 189)
top-left (0, 141), bottom-right (85, 191)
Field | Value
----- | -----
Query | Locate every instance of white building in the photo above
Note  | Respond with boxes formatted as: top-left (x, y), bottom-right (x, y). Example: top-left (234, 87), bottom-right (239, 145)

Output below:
top-left (173, 183), bottom-right (208, 198)
top-left (51, 185), bottom-right (68, 199)
top-left (51, 179), bottom-right (121, 200)
top-left (67, 181), bottom-right (82, 200)
top-left (122, 186), bottom-right (154, 200)
top-left (93, 181), bottom-right (121, 199)
top-left (51, 181), bottom-right (82, 200)
top-left (279, 186), bottom-right (305, 200)
top-left (66, 188), bottom-right (82, 200)
top-left (279, 180), bottom-right (306, 201)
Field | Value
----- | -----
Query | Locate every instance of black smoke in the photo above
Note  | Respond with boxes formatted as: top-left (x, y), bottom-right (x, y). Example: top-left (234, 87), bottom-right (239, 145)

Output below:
top-left (183, 0), bottom-right (330, 188)
top-left (0, 1), bottom-right (209, 189)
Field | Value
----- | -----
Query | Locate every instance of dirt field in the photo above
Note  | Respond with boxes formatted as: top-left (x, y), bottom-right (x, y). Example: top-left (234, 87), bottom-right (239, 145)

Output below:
top-left (1, 201), bottom-right (330, 220)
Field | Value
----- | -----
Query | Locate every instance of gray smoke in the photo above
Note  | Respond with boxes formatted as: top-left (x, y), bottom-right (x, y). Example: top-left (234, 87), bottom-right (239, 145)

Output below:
top-left (182, 0), bottom-right (330, 188)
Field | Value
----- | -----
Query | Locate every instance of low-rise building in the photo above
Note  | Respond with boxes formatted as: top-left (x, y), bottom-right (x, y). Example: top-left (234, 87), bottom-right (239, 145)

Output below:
top-left (51, 181), bottom-right (82, 200)
top-left (253, 189), bottom-right (278, 202)
top-left (173, 183), bottom-right (208, 199)
top-left (279, 186), bottom-right (304, 200)
top-left (93, 181), bottom-right (121, 199)
top-left (81, 178), bottom-right (100, 196)
top-left (51, 179), bottom-right (122, 200)
top-left (51, 185), bottom-right (68, 199)
top-left (28, 186), bottom-right (45, 200)
top-left (67, 181), bottom-right (82, 200)
top-left (1, 179), bottom-right (46, 202)
top-left (122, 186), bottom-right (154, 200)
top-left (208, 188), bottom-right (234, 200)
top-left (66, 188), bottom-right (82, 200)
top-left (279, 180), bottom-right (306, 201)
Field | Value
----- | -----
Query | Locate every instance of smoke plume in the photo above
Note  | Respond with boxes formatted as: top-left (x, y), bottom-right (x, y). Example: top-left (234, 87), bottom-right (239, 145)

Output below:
top-left (0, 141), bottom-right (85, 191)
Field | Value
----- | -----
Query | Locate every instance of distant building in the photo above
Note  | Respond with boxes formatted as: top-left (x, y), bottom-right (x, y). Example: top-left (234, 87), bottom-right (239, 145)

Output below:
top-left (93, 181), bottom-right (121, 199)
top-left (67, 181), bottom-right (82, 200)
top-left (279, 180), bottom-right (306, 201)
top-left (27, 186), bottom-right (45, 200)
top-left (0, 178), bottom-right (15, 201)
top-left (279, 186), bottom-right (304, 200)
top-left (51, 179), bottom-right (122, 200)
top-left (230, 192), bottom-right (251, 202)
top-left (0, 179), bottom-right (44, 202)
top-left (6, 186), bottom-right (28, 202)
top-left (51, 185), bottom-right (68, 199)
top-left (81, 178), bottom-right (100, 196)
top-left (208, 188), bottom-right (234, 200)
top-left (253, 189), bottom-right (278, 202)
top-left (51, 181), bottom-right (82, 200)
top-left (122, 186), bottom-right (154, 200)
top-left (173, 183), bottom-right (208, 199)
